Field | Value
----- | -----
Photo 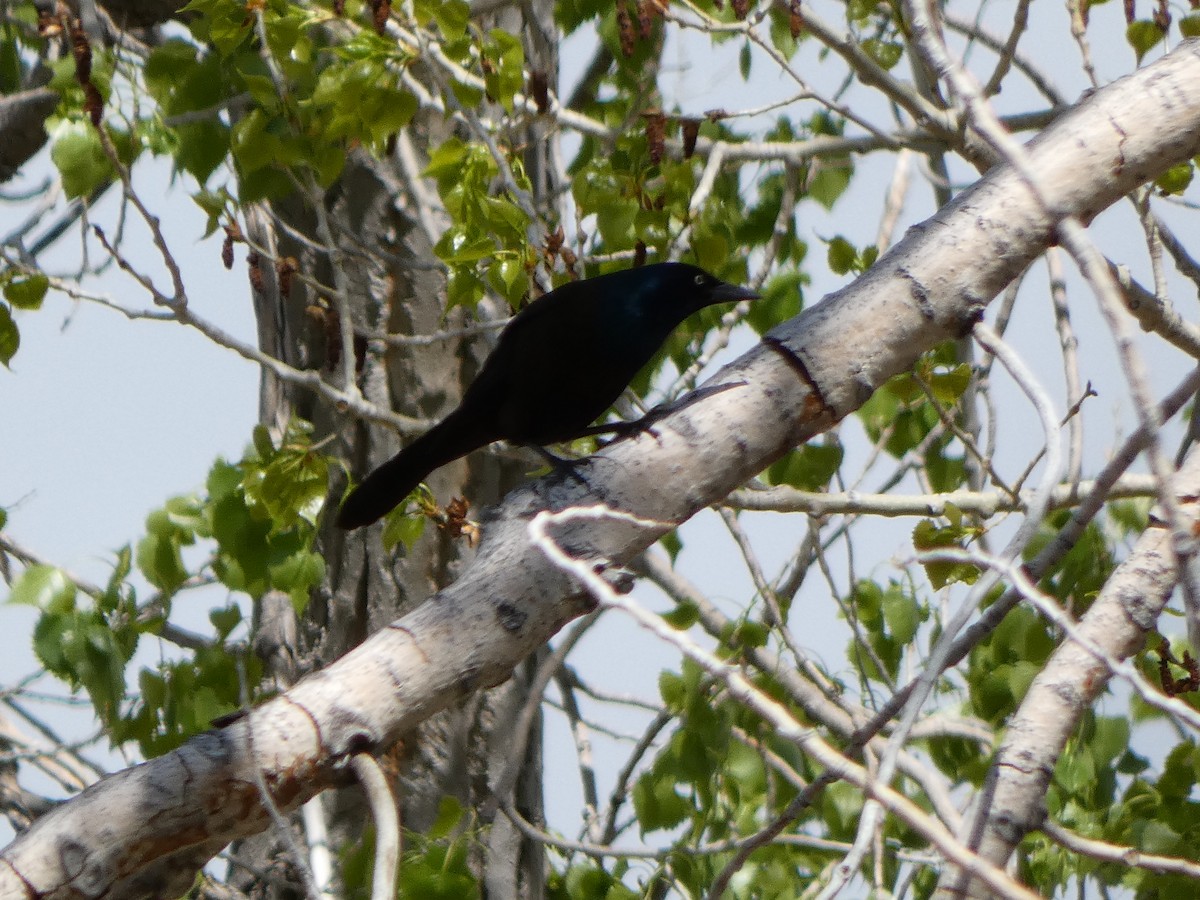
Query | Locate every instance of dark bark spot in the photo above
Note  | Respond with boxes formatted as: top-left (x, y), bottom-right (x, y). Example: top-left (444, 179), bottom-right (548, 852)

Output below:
top-left (495, 600), bottom-right (527, 633)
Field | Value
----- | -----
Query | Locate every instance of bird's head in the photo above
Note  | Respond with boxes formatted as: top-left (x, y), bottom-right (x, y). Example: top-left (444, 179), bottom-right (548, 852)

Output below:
top-left (638, 261), bottom-right (760, 311)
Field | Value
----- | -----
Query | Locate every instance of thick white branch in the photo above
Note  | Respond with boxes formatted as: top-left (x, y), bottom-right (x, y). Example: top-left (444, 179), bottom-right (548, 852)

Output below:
top-left (936, 447), bottom-right (1200, 897)
top-left (4, 40), bottom-right (1200, 900)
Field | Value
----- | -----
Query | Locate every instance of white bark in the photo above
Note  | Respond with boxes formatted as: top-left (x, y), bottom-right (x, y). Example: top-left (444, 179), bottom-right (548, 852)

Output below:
top-left (935, 453), bottom-right (1200, 899)
top-left (4, 38), bottom-right (1200, 900)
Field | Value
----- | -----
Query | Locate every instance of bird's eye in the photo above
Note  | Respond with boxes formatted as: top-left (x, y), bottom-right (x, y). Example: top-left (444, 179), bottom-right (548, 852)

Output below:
top-left (694, 274), bottom-right (706, 286)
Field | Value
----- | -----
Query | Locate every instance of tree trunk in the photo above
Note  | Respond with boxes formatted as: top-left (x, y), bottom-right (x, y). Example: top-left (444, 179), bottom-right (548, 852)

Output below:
top-left (231, 3), bottom-right (559, 894)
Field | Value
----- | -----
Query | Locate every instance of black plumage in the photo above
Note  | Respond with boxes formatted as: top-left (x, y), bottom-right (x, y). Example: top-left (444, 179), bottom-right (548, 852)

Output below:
top-left (336, 262), bottom-right (758, 529)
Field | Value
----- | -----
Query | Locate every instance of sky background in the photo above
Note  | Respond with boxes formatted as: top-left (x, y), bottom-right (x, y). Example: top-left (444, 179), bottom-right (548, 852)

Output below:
top-left (0, 0), bottom-right (1194, 865)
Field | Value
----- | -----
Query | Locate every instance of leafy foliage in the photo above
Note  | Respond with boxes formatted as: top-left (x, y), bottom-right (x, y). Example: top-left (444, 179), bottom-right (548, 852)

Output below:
top-left (6, 421), bottom-right (324, 754)
top-left (3, 0), bottom-right (1200, 896)
top-left (0, 269), bottom-right (48, 366)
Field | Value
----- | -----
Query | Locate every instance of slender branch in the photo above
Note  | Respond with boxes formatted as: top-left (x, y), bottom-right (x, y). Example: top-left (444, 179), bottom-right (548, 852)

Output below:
top-left (1042, 818), bottom-right (1200, 880)
top-left (726, 473), bottom-right (1158, 517)
top-left (551, 669), bottom-right (602, 844)
top-left (349, 754), bottom-right (400, 900)
top-left (531, 507), bottom-right (1041, 900)
top-left (922, 546), bottom-right (1200, 733)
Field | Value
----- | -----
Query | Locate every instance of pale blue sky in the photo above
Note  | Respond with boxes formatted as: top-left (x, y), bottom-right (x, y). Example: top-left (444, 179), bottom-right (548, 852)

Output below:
top-left (0, 0), bottom-right (1192, 862)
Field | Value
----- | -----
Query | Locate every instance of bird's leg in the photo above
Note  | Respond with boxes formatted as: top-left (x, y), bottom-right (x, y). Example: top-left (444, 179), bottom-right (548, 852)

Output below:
top-left (531, 445), bottom-right (594, 488)
top-left (582, 381), bottom-right (751, 447)
top-left (578, 415), bottom-right (659, 446)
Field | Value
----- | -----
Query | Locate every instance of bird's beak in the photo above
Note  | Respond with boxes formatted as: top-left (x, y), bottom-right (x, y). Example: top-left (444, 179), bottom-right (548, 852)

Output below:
top-left (711, 281), bottom-right (760, 302)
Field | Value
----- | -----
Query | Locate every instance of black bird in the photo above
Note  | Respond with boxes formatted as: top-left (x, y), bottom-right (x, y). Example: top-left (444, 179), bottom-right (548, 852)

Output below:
top-left (337, 262), bottom-right (758, 529)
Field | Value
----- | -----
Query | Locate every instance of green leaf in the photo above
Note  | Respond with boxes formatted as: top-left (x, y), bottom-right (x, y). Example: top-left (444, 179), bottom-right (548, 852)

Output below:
top-left (175, 120), bottom-right (231, 185)
top-left (691, 232), bottom-right (730, 273)
top-left (913, 519), bottom-right (981, 589)
top-left (632, 772), bottom-right (691, 832)
top-left (210, 489), bottom-right (272, 597)
top-left (144, 39), bottom-right (204, 106)
top-left (4, 273), bottom-right (49, 311)
top-left (825, 234), bottom-right (877, 276)
top-left (747, 268), bottom-right (804, 333)
top-left (269, 550), bottom-right (324, 607)
top-left (739, 41), bottom-right (752, 80)
top-left (882, 585), bottom-right (923, 644)
top-left (449, 78), bottom-right (484, 108)
top-left (252, 424), bottom-right (276, 460)
top-left (658, 530), bottom-right (683, 564)
top-left (765, 442), bottom-right (843, 490)
top-left (1108, 497), bottom-right (1151, 536)
top-left (827, 235), bottom-right (857, 275)
top-left (823, 781), bottom-right (864, 836)
top-left (483, 29), bottom-right (525, 113)
top-left (230, 108), bottom-right (283, 176)
top-left (0, 29), bottom-right (21, 94)
top-left (435, 229), bottom-right (498, 264)
top-left (136, 530), bottom-right (189, 595)
top-left (1155, 162), bottom-right (1193, 196)
top-left (661, 601), bottom-right (699, 630)
top-left (862, 38), bottom-right (903, 70)
top-left (557, 864), bottom-right (638, 899)
top-left (137, 498), bottom-right (200, 594)
top-left (192, 186), bottom-right (234, 236)
top-left (395, 837), bottom-right (478, 900)
top-left (675, 727), bottom-right (718, 782)
top-left (7, 565), bottom-right (77, 613)
top-left (1158, 741), bottom-right (1199, 798)
top-left (209, 605), bottom-right (242, 641)
top-left (595, 198), bottom-right (637, 247)
top-left (489, 256), bottom-right (529, 307)
top-left (50, 120), bottom-right (114, 199)
top-left (926, 362), bottom-right (972, 406)
top-left (846, 0), bottom-right (876, 23)
top-left (1056, 741), bottom-right (1096, 793)
top-left (308, 57), bottom-right (416, 148)
top-left (0, 303), bottom-right (18, 367)
top-left (482, 195), bottom-right (529, 242)
top-left (1126, 20), bottom-right (1165, 62)
top-left (1136, 819), bottom-right (1181, 855)
top-left (182, 0), bottom-right (253, 55)
top-left (207, 458), bottom-right (243, 502)
top-left (1182, 14), bottom-right (1200, 38)
top-left (30, 612), bottom-right (72, 680)
top-left (809, 156), bottom-right (853, 209)
top-left (1090, 715), bottom-right (1130, 767)
top-left (433, 0), bottom-right (471, 37)
top-left (34, 605), bottom-right (130, 723)
top-left (255, 441), bottom-right (328, 528)
top-left (425, 137), bottom-right (469, 181)
top-left (445, 269), bottom-right (486, 310)
top-left (1117, 746), bottom-right (1151, 775)
top-left (382, 508), bottom-right (427, 551)
top-left (768, 4), bottom-right (801, 58)
top-left (97, 546), bottom-right (135, 617)
top-left (731, 619), bottom-right (769, 648)
top-left (658, 670), bottom-right (685, 711)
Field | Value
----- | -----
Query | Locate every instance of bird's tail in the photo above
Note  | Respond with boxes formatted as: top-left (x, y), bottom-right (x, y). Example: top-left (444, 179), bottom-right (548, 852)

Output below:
top-left (336, 411), bottom-right (482, 530)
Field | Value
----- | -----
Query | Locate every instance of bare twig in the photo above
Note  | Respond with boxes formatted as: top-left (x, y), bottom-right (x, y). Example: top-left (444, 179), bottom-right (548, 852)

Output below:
top-left (349, 754), bottom-right (400, 900)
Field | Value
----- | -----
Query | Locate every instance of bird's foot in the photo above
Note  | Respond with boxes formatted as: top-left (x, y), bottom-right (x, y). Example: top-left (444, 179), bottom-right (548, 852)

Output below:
top-left (579, 414), bottom-right (662, 447)
top-left (582, 381), bottom-right (750, 448)
top-left (600, 415), bottom-right (662, 446)
top-left (533, 446), bottom-right (594, 488)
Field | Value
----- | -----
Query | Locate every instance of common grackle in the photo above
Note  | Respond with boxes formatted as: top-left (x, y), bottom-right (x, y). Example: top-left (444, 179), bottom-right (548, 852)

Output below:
top-left (336, 262), bottom-right (758, 529)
